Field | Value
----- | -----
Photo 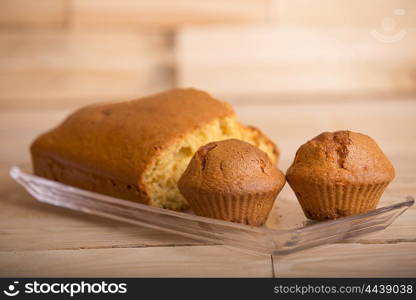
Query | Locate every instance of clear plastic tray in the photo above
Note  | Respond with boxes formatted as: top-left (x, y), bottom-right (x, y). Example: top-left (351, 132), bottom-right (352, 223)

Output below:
top-left (10, 166), bottom-right (414, 255)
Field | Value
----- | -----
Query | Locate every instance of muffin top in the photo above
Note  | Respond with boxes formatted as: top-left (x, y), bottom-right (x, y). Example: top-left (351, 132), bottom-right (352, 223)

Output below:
top-left (178, 139), bottom-right (285, 195)
top-left (286, 131), bottom-right (395, 184)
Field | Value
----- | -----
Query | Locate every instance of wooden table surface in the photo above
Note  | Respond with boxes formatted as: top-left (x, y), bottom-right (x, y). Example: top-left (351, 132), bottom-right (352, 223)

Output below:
top-left (1, 98), bottom-right (415, 277)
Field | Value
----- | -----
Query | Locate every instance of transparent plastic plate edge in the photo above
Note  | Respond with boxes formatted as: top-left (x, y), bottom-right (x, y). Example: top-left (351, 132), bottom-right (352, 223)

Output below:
top-left (10, 166), bottom-right (414, 255)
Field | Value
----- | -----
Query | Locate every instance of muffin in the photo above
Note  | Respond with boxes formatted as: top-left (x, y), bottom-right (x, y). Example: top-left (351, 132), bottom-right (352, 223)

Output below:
top-left (286, 130), bottom-right (395, 221)
top-left (178, 139), bottom-right (286, 226)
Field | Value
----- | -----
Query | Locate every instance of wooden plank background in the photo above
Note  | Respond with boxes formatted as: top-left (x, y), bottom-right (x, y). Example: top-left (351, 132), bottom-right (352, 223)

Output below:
top-left (176, 26), bottom-right (416, 97)
top-left (0, 30), bottom-right (173, 109)
top-left (275, 0), bottom-right (416, 28)
top-left (0, 0), bottom-right (68, 27)
top-left (0, 0), bottom-right (415, 277)
top-left (0, 0), bottom-right (415, 109)
top-left (71, 0), bottom-right (271, 29)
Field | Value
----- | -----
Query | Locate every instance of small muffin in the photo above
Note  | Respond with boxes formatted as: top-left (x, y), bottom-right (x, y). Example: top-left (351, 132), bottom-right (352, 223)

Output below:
top-left (286, 130), bottom-right (395, 221)
top-left (178, 139), bottom-right (285, 226)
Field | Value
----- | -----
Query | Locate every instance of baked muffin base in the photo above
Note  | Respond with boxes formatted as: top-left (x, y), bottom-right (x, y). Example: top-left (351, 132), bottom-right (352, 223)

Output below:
top-left (288, 181), bottom-right (390, 221)
top-left (185, 190), bottom-right (281, 226)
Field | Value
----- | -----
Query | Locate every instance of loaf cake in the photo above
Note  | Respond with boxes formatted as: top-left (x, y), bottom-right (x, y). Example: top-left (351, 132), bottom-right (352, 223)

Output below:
top-left (31, 88), bottom-right (279, 211)
top-left (178, 139), bottom-right (285, 225)
top-left (286, 130), bottom-right (395, 220)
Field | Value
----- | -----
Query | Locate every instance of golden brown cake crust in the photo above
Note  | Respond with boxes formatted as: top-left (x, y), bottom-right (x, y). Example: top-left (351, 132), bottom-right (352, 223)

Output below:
top-left (31, 88), bottom-right (235, 203)
top-left (179, 139), bottom-right (285, 195)
top-left (286, 130), bottom-right (395, 185)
